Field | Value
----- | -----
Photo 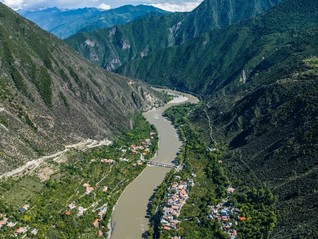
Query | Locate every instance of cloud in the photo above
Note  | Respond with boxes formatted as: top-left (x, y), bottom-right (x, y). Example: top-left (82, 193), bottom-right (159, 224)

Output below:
top-left (98, 3), bottom-right (111, 10)
top-left (2, 0), bottom-right (25, 10)
top-left (0, 0), bottom-right (113, 10)
top-left (0, 0), bottom-right (203, 11)
top-left (149, 1), bottom-right (202, 12)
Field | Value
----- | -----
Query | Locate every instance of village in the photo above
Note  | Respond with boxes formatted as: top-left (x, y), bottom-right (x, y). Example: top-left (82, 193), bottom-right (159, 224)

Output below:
top-left (62, 132), bottom-right (157, 237)
top-left (160, 178), bottom-right (194, 232)
top-left (0, 130), bottom-right (157, 238)
top-left (208, 187), bottom-right (246, 239)
top-left (0, 205), bottom-right (38, 238)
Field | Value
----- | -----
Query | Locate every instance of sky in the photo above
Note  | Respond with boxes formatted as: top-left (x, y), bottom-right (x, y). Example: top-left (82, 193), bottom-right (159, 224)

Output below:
top-left (0, 0), bottom-right (204, 12)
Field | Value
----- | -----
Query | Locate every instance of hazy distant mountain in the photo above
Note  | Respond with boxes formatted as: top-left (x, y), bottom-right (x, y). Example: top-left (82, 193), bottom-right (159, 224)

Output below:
top-left (0, 3), bottom-right (162, 174)
top-left (18, 5), bottom-right (168, 38)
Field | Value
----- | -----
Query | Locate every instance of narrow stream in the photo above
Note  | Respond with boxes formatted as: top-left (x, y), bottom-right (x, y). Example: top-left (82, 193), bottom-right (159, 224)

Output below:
top-left (110, 90), bottom-right (199, 239)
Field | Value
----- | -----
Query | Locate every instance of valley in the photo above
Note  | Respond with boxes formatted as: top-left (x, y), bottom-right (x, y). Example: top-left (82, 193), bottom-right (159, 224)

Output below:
top-left (111, 90), bottom-right (198, 239)
top-left (0, 0), bottom-right (317, 238)
top-left (0, 112), bottom-right (159, 238)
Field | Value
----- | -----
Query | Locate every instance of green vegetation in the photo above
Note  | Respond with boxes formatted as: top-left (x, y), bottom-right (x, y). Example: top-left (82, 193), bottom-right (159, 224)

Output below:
top-left (147, 104), bottom-right (277, 239)
top-left (34, 67), bottom-right (52, 107)
top-left (59, 91), bottom-right (69, 108)
top-left (66, 0), bottom-right (279, 73)
top-left (0, 2), bottom-right (161, 178)
top-left (116, 0), bottom-right (318, 96)
top-left (0, 114), bottom-right (158, 238)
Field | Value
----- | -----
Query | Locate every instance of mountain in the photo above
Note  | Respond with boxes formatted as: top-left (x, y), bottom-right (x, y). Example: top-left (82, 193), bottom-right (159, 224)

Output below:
top-left (0, 3), bottom-right (162, 175)
top-left (126, 0), bottom-right (317, 237)
top-left (65, 0), bottom-right (281, 70)
top-left (18, 5), bottom-right (168, 39)
top-left (116, 0), bottom-right (318, 95)
top-left (67, 0), bottom-right (318, 237)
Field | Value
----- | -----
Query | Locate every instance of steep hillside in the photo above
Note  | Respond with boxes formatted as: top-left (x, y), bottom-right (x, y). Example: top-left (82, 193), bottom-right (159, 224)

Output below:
top-left (0, 3), bottom-right (162, 175)
top-left (65, 0), bottom-right (280, 70)
top-left (117, 0), bottom-right (318, 96)
top-left (193, 58), bottom-right (318, 239)
top-left (181, 0), bottom-right (318, 237)
top-left (114, 0), bottom-right (318, 237)
top-left (18, 5), bottom-right (168, 39)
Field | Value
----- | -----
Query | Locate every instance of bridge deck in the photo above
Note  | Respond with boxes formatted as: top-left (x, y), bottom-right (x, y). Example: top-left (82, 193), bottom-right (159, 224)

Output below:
top-left (147, 161), bottom-right (178, 169)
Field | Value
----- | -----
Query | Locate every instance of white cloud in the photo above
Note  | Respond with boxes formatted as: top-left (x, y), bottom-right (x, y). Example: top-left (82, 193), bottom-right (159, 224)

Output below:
top-left (0, 0), bottom-right (203, 11)
top-left (98, 3), bottom-right (111, 10)
top-left (2, 0), bottom-right (25, 10)
top-left (149, 1), bottom-right (202, 12)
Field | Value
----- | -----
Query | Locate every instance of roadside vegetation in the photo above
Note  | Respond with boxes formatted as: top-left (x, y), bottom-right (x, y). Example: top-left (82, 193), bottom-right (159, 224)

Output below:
top-left (0, 114), bottom-right (158, 238)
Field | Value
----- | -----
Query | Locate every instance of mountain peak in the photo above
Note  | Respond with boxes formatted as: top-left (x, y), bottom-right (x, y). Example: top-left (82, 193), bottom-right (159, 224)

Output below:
top-left (0, 2), bottom-right (162, 174)
top-left (19, 4), bottom-right (169, 38)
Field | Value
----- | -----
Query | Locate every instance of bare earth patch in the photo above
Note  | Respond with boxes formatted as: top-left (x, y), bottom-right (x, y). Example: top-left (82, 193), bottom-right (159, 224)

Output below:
top-left (37, 166), bottom-right (55, 182)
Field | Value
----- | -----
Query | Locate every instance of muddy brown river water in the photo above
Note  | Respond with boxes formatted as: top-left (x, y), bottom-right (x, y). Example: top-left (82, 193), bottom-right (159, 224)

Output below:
top-left (110, 90), bottom-right (199, 239)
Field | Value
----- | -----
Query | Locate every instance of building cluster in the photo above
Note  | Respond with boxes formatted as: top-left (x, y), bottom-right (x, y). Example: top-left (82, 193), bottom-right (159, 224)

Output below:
top-left (0, 207), bottom-right (38, 237)
top-left (160, 179), bottom-right (193, 231)
top-left (129, 133), bottom-right (156, 166)
top-left (65, 200), bottom-right (108, 237)
top-left (208, 197), bottom-right (243, 239)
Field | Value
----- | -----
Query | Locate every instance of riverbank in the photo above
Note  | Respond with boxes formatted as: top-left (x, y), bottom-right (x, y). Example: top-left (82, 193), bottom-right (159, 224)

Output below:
top-left (147, 103), bottom-right (277, 239)
top-left (0, 114), bottom-right (159, 238)
top-left (110, 90), bottom-right (199, 239)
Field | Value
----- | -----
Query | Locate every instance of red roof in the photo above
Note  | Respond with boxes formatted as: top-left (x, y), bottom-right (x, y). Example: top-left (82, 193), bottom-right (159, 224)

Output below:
top-left (93, 219), bottom-right (99, 228)
top-left (15, 227), bottom-right (24, 233)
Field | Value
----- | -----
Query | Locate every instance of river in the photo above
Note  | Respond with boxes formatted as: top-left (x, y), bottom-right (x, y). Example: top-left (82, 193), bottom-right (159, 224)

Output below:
top-left (110, 90), bottom-right (199, 239)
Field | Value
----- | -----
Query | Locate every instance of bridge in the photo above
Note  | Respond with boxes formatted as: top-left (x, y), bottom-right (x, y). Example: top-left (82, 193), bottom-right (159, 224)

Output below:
top-left (147, 161), bottom-right (179, 169)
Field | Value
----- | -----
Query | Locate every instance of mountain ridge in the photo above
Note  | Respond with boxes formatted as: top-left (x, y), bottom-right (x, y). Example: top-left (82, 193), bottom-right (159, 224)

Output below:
top-left (65, 0), bottom-right (281, 70)
top-left (0, 3), bottom-right (162, 175)
top-left (18, 5), bottom-right (168, 38)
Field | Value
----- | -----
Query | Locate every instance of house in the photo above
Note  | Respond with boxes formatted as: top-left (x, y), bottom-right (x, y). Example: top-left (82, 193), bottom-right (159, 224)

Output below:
top-left (65, 211), bottom-right (71, 216)
top-left (86, 186), bottom-right (94, 194)
top-left (83, 183), bottom-right (90, 187)
top-left (15, 227), bottom-right (26, 234)
top-left (0, 217), bottom-right (8, 227)
top-left (22, 204), bottom-right (30, 210)
top-left (7, 222), bottom-right (17, 228)
top-left (93, 219), bottom-right (99, 228)
top-left (98, 230), bottom-right (103, 236)
top-left (239, 216), bottom-right (247, 221)
top-left (102, 186), bottom-right (108, 192)
top-left (30, 228), bottom-right (38, 235)
top-left (68, 202), bottom-right (77, 210)
top-left (227, 187), bottom-right (235, 194)
top-left (77, 207), bottom-right (86, 217)
top-left (98, 207), bottom-right (107, 218)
